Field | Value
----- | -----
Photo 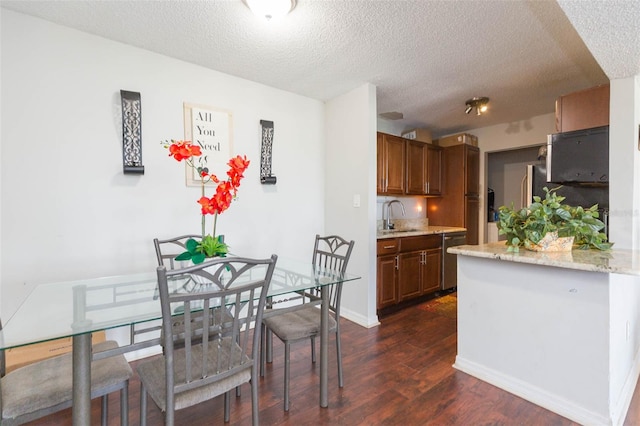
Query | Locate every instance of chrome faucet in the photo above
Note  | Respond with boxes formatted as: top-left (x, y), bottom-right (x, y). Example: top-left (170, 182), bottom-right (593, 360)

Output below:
top-left (383, 199), bottom-right (406, 230)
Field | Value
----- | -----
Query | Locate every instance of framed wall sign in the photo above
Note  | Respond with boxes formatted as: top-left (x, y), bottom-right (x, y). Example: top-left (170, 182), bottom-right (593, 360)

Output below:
top-left (183, 102), bottom-right (233, 187)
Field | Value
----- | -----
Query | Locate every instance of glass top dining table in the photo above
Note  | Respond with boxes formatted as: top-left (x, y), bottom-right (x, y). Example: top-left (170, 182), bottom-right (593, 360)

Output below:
top-left (0, 255), bottom-right (360, 425)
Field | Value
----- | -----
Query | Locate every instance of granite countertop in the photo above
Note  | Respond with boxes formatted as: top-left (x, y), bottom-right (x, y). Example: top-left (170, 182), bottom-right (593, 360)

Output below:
top-left (449, 242), bottom-right (640, 276)
top-left (377, 225), bottom-right (467, 239)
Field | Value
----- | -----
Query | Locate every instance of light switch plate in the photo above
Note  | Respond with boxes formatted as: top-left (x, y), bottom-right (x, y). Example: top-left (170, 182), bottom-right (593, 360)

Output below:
top-left (353, 194), bottom-right (361, 208)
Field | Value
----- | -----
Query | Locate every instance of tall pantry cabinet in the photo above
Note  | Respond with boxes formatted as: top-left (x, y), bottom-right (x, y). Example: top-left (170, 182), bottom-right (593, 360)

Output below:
top-left (428, 144), bottom-right (480, 244)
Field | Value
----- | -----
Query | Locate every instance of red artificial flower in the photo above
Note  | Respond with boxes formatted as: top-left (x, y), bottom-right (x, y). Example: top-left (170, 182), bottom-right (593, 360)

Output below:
top-left (212, 184), bottom-right (233, 214)
top-left (168, 140), bottom-right (202, 162)
top-left (197, 196), bottom-right (217, 215)
top-left (225, 155), bottom-right (249, 191)
top-left (164, 142), bottom-right (250, 235)
top-left (228, 155), bottom-right (250, 174)
top-left (227, 171), bottom-right (243, 191)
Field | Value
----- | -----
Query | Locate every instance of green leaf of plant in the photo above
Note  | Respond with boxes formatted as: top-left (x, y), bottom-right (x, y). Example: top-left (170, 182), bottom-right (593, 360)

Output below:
top-left (185, 238), bottom-right (199, 253)
top-left (555, 208), bottom-right (571, 221)
top-left (192, 252), bottom-right (206, 264)
top-left (495, 185), bottom-right (612, 251)
top-left (175, 251), bottom-right (192, 261)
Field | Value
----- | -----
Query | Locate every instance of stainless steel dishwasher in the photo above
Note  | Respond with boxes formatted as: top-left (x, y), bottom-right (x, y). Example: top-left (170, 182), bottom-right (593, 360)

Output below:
top-left (442, 232), bottom-right (467, 291)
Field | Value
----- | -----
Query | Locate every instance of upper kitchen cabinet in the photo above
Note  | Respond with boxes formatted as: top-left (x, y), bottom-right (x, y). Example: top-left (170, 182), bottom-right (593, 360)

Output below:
top-left (377, 133), bottom-right (406, 195)
top-left (406, 140), bottom-right (442, 196)
top-left (555, 84), bottom-right (610, 133)
top-left (428, 143), bottom-right (480, 244)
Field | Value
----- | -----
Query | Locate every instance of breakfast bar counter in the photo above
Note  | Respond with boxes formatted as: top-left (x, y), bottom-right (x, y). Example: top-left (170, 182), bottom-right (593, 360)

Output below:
top-left (448, 243), bottom-right (640, 426)
top-left (449, 242), bottom-right (640, 275)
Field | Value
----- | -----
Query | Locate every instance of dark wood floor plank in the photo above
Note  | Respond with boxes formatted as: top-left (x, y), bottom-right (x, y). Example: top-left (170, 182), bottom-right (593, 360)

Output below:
top-left (23, 293), bottom-right (640, 425)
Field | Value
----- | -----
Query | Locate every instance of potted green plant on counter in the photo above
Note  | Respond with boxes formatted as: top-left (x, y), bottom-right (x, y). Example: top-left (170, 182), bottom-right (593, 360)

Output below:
top-left (497, 186), bottom-right (612, 252)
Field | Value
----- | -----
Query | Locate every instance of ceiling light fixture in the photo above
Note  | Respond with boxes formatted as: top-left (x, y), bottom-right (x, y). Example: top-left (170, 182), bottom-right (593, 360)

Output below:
top-left (244, 0), bottom-right (296, 21)
top-left (378, 111), bottom-right (404, 120)
top-left (465, 97), bottom-right (490, 116)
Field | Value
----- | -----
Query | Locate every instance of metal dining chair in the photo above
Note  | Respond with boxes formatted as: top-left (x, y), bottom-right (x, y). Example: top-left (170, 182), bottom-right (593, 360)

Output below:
top-left (0, 325), bottom-right (133, 426)
top-left (137, 255), bottom-right (277, 426)
top-left (153, 234), bottom-right (203, 270)
top-left (151, 235), bottom-right (239, 349)
top-left (261, 234), bottom-right (355, 411)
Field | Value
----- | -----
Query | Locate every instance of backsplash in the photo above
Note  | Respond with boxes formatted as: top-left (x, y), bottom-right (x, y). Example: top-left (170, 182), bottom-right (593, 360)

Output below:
top-left (377, 196), bottom-right (427, 221)
top-left (377, 218), bottom-right (429, 231)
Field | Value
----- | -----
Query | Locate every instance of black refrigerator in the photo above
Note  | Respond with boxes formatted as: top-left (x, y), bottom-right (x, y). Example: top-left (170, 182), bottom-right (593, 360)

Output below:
top-left (523, 163), bottom-right (609, 234)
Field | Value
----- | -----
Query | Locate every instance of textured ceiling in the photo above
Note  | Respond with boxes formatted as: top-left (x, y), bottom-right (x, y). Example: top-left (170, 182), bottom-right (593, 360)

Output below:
top-left (2, 0), bottom-right (638, 137)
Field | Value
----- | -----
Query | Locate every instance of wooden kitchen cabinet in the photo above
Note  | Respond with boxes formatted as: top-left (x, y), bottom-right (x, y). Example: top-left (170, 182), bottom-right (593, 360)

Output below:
top-left (465, 145), bottom-right (479, 196)
top-left (378, 235), bottom-right (442, 313)
top-left (377, 133), bottom-right (406, 194)
top-left (423, 248), bottom-right (441, 294)
top-left (377, 239), bottom-right (399, 309)
top-left (406, 140), bottom-right (442, 196)
top-left (555, 84), bottom-right (609, 133)
top-left (427, 145), bottom-right (443, 195)
top-left (465, 196), bottom-right (480, 245)
top-left (398, 250), bottom-right (422, 301)
top-left (398, 247), bottom-right (441, 301)
top-left (377, 254), bottom-right (398, 309)
top-left (428, 143), bottom-right (480, 244)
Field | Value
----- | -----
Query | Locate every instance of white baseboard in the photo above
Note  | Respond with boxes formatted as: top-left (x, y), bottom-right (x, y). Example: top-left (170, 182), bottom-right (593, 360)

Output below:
top-left (340, 307), bottom-right (379, 328)
top-left (453, 356), bottom-right (612, 426)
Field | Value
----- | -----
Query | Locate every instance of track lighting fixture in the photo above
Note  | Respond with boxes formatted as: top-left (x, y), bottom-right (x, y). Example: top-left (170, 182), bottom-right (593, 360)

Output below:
top-left (465, 97), bottom-right (490, 116)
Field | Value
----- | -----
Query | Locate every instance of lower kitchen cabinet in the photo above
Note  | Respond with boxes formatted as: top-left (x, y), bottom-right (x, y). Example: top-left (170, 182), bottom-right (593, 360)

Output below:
top-left (376, 238), bottom-right (399, 309)
top-left (377, 254), bottom-right (398, 309)
top-left (398, 250), bottom-right (422, 301)
top-left (398, 248), bottom-right (441, 301)
top-left (377, 235), bottom-right (442, 313)
top-left (423, 248), bottom-right (441, 294)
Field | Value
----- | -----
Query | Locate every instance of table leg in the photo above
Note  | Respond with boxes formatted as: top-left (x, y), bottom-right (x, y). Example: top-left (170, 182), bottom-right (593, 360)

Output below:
top-left (320, 285), bottom-right (328, 407)
top-left (72, 332), bottom-right (92, 426)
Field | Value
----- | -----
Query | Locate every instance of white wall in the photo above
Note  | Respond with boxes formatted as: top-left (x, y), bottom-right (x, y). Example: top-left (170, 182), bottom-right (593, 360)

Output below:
top-left (0, 8), bottom-right (3, 316)
top-left (325, 84), bottom-right (378, 327)
top-left (607, 75), bottom-right (640, 424)
top-left (456, 255), bottom-right (615, 425)
top-left (466, 113), bottom-right (557, 242)
top-left (0, 10), bottom-right (327, 319)
top-left (608, 76), bottom-right (640, 250)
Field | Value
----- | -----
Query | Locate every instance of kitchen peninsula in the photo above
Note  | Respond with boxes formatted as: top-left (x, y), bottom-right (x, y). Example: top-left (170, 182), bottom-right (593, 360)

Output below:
top-left (449, 242), bottom-right (640, 426)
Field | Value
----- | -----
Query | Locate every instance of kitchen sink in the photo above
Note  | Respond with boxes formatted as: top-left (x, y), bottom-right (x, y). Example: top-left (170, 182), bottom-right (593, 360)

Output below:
top-left (380, 228), bottom-right (420, 234)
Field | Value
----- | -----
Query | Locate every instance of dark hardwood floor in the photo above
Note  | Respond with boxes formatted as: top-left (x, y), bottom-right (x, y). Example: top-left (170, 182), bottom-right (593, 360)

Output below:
top-left (25, 293), bottom-right (640, 425)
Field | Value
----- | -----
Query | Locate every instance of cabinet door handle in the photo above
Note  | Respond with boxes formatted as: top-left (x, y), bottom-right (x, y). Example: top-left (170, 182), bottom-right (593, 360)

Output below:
top-left (395, 256), bottom-right (399, 270)
top-left (383, 245), bottom-right (396, 249)
top-left (426, 182), bottom-right (430, 194)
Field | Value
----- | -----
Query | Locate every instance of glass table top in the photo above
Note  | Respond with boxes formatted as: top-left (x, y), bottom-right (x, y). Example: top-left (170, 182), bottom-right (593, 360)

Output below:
top-left (0, 257), bottom-right (360, 350)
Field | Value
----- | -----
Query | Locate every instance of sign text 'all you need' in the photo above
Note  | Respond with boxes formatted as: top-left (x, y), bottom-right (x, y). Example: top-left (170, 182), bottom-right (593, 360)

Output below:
top-left (188, 106), bottom-right (232, 186)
